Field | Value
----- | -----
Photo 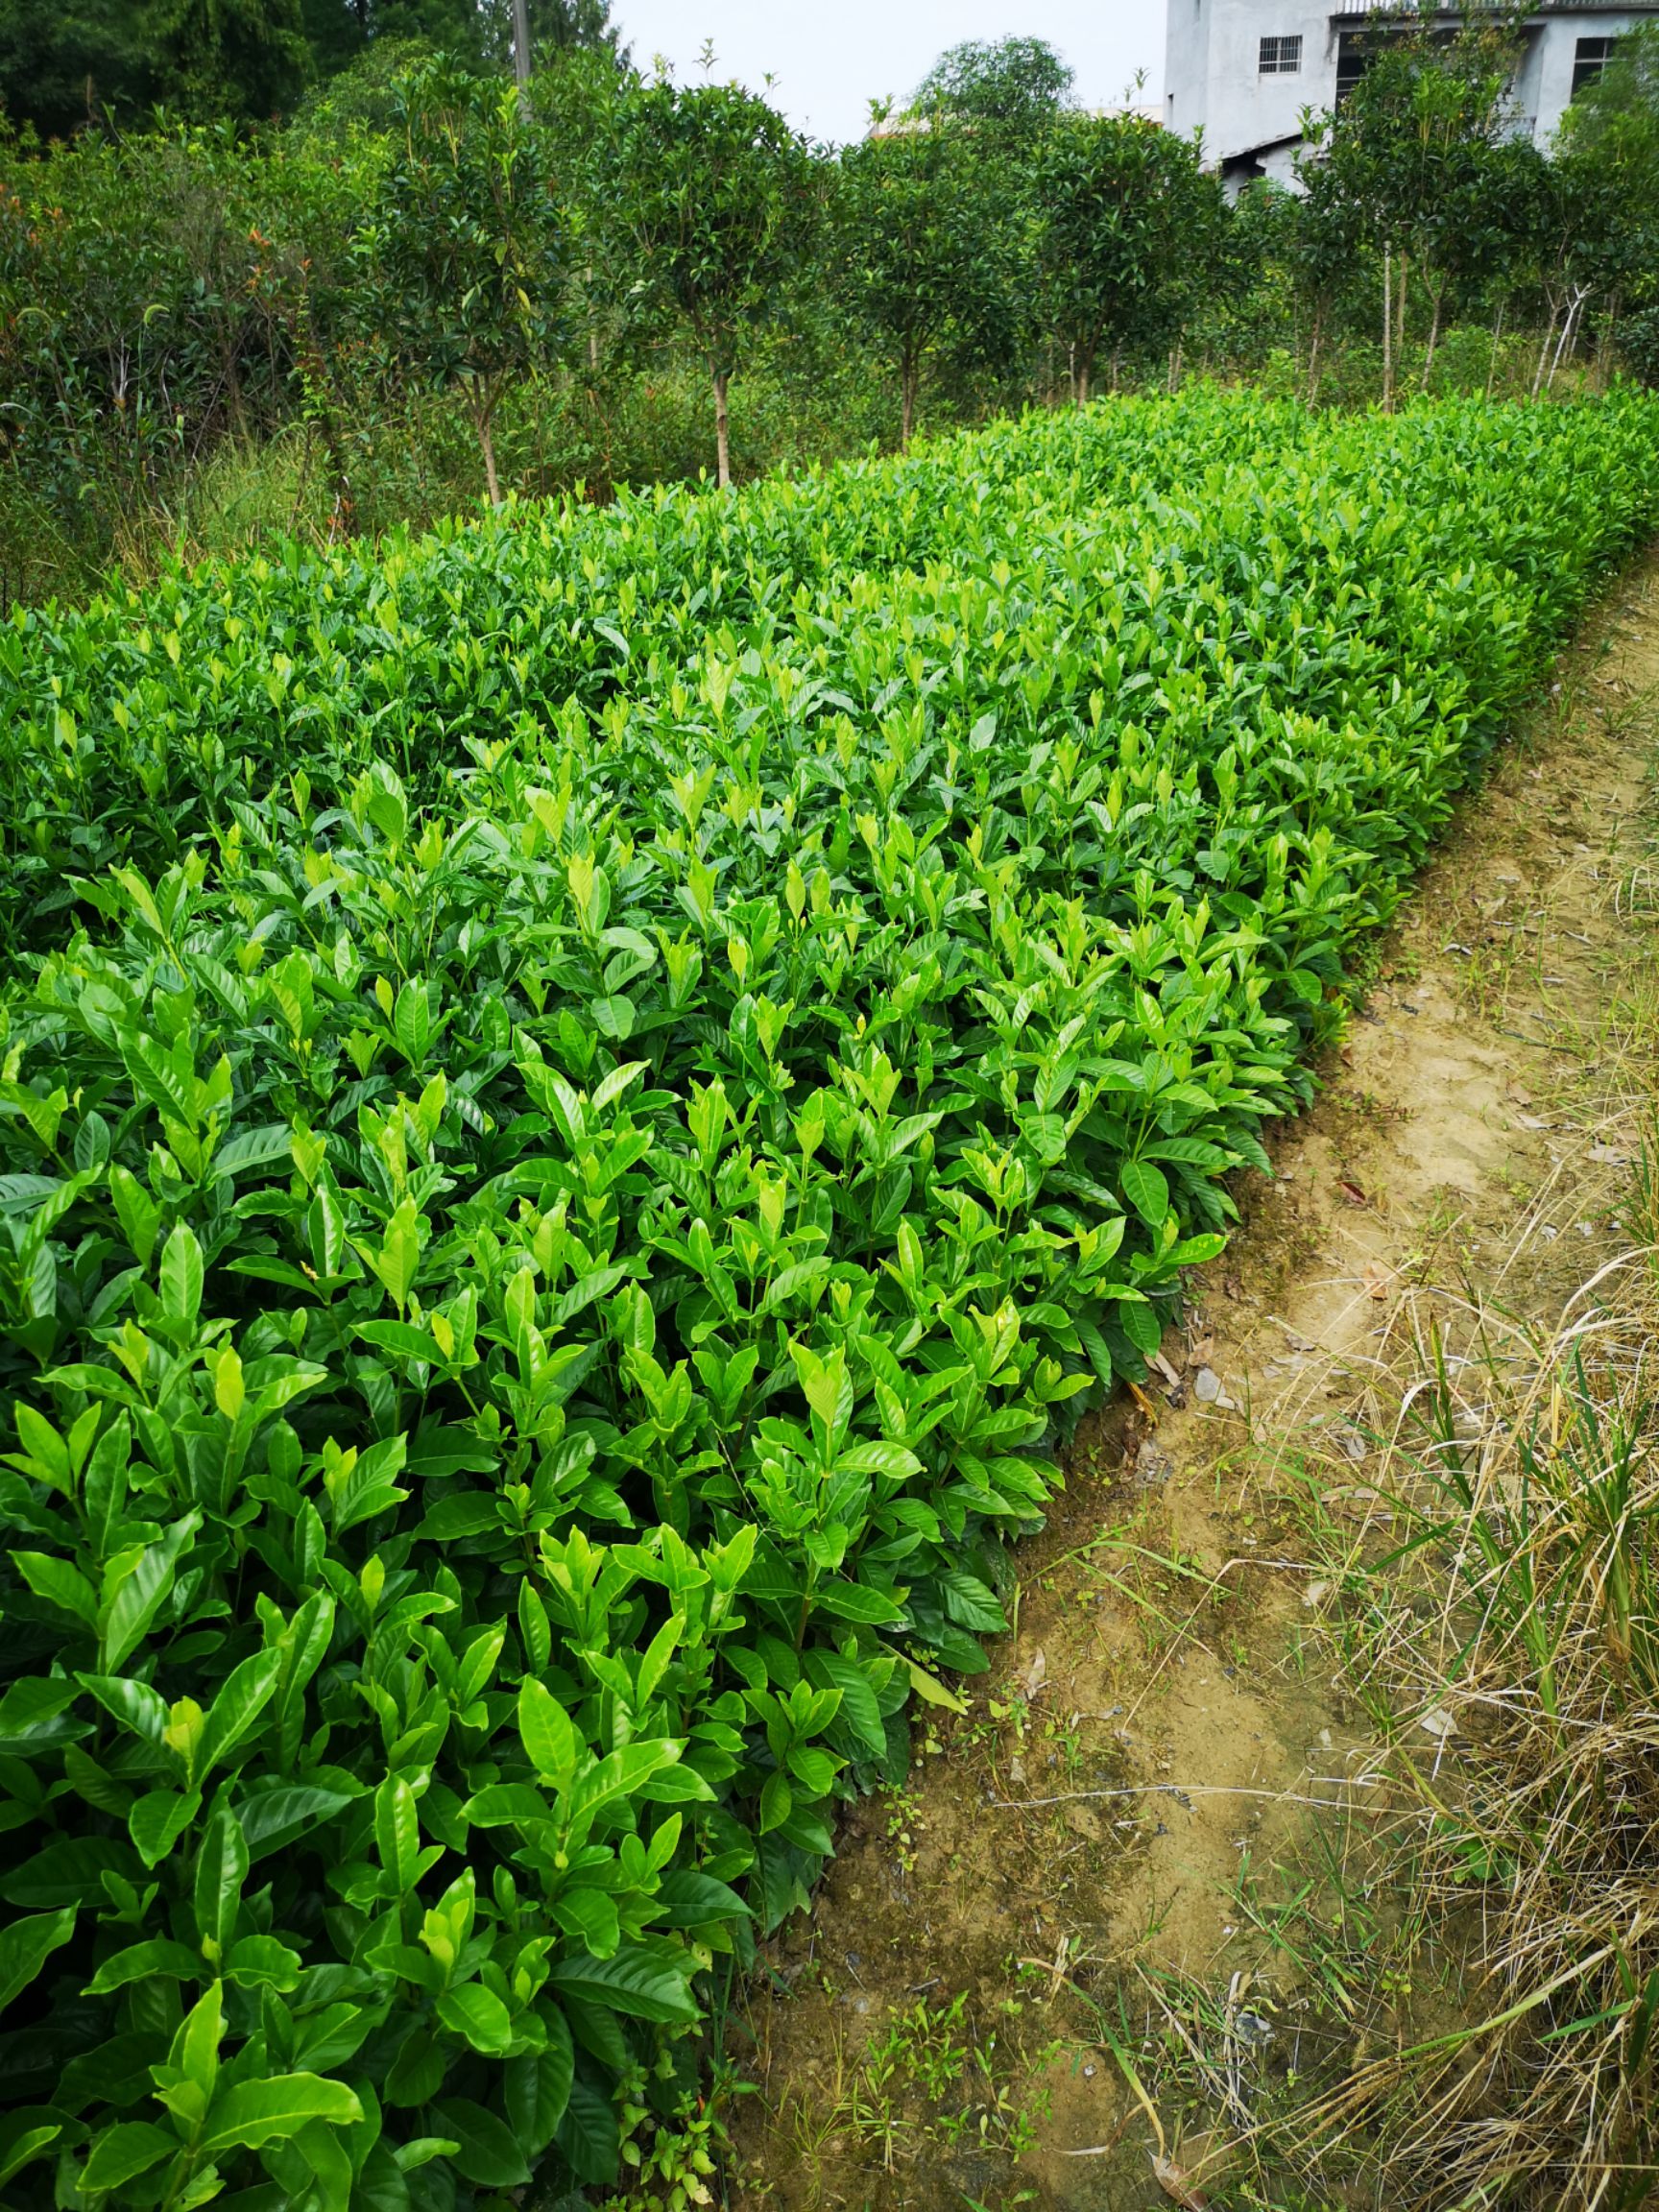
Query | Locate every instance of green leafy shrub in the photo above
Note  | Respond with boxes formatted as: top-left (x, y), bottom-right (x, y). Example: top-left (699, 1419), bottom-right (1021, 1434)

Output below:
top-left (1623, 302), bottom-right (1659, 388)
top-left (0, 388), bottom-right (1656, 2208)
top-left (355, 60), bottom-right (565, 506)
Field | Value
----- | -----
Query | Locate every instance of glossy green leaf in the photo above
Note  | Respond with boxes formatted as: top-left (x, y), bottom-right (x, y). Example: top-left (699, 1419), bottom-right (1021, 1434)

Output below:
top-left (429, 2100), bottom-right (530, 2188)
top-left (81, 2122), bottom-right (179, 2193)
top-left (0, 1905), bottom-right (76, 2014)
top-left (157, 1223), bottom-right (204, 1327)
top-left (435, 1984), bottom-right (514, 2056)
top-left (546, 1939), bottom-right (700, 2024)
top-left (503, 2014), bottom-right (574, 2155)
top-left (199, 2075), bottom-right (363, 2153)
top-left (193, 1807), bottom-right (250, 1960)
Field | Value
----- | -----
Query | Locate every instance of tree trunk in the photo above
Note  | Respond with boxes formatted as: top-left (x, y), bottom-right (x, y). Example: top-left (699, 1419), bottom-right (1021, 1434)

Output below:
top-left (290, 422), bottom-right (316, 535)
top-left (901, 356), bottom-right (917, 449)
top-left (512, 0), bottom-right (531, 115)
top-left (1547, 288), bottom-right (1588, 396)
top-left (1532, 302), bottom-right (1560, 400)
top-left (469, 378), bottom-right (501, 505)
top-left (712, 366), bottom-right (731, 489)
top-left (1485, 297), bottom-right (1505, 399)
top-left (224, 345), bottom-right (248, 441)
top-left (1594, 291), bottom-right (1621, 391)
top-left (1109, 346), bottom-right (1121, 394)
top-left (1382, 246), bottom-right (1394, 414)
top-left (1546, 314), bottom-right (1570, 396)
top-left (291, 289), bottom-right (354, 536)
top-left (1419, 285), bottom-right (1443, 391)
top-left (1166, 339), bottom-right (1183, 395)
top-left (1306, 301), bottom-right (1325, 407)
top-left (1073, 344), bottom-right (1093, 408)
top-left (1396, 249), bottom-right (1408, 361)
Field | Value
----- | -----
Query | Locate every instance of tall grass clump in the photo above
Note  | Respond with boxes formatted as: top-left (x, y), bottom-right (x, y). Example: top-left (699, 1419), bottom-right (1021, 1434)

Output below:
top-left (1257, 854), bottom-right (1659, 2205)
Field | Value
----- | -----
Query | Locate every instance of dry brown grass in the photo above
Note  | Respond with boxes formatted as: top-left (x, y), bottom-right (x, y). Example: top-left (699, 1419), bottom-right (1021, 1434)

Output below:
top-left (1081, 760), bottom-right (1659, 2210)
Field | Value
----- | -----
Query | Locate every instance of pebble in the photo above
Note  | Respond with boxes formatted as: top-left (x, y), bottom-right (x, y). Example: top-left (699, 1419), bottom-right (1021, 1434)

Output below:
top-left (1193, 1366), bottom-right (1236, 1408)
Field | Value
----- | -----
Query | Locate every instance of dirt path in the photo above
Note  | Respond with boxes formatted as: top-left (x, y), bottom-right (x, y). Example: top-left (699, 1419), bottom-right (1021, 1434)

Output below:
top-left (722, 548), bottom-right (1659, 2212)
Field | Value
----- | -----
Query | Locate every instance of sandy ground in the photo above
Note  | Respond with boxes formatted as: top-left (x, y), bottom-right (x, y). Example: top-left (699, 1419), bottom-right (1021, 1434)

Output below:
top-left (721, 544), bottom-right (1659, 2212)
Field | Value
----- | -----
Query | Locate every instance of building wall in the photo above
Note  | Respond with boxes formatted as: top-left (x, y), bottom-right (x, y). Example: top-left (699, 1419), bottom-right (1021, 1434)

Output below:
top-left (1527, 13), bottom-right (1646, 143)
top-left (1166, 0), bottom-right (1339, 158)
top-left (1168, 3), bottom-right (1659, 183)
top-left (1164, 0), bottom-right (1214, 142)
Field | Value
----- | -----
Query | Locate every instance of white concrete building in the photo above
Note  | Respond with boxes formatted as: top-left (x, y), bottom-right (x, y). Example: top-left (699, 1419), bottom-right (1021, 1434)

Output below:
top-left (1166, 0), bottom-right (1659, 191)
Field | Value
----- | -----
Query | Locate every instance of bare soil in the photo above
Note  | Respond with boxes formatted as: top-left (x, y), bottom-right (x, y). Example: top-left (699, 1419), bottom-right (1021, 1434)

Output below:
top-left (721, 547), bottom-right (1659, 2212)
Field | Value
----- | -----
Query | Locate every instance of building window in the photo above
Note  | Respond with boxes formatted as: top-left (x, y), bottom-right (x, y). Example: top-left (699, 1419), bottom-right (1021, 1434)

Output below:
top-left (1260, 35), bottom-right (1303, 75)
top-left (1335, 31), bottom-right (1370, 105)
top-left (1573, 36), bottom-right (1618, 95)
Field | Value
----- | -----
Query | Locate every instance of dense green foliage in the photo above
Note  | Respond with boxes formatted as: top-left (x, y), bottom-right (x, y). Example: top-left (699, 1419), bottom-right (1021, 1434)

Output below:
top-left (0, 0), bottom-right (627, 135)
top-left (1296, 19), bottom-right (1659, 404)
top-left (908, 36), bottom-right (1073, 132)
top-left (0, 387), bottom-right (1656, 2206)
top-left (1034, 114), bottom-right (1227, 403)
top-left (828, 126), bottom-right (1018, 450)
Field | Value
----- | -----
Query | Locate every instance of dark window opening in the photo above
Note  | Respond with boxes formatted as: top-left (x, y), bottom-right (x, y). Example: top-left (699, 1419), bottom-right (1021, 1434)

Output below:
top-left (1260, 34), bottom-right (1303, 75)
top-left (1335, 31), bottom-right (1369, 104)
top-left (1336, 23), bottom-right (1492, 106)
top-left (1573, 36), bottom-right (1618, 96)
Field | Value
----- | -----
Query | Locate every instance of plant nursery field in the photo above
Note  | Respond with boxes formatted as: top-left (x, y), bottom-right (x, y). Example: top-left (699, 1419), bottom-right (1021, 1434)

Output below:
top-left (0, 389), bottom-right (1657, 2210)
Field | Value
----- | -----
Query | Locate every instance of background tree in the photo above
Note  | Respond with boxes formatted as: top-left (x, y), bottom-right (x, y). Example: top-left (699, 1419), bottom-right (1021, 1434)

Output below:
top-left (1033, 114), bottom-right (1220, 403)
top-left (909, 36), bottom-right (1073, 132)
top-left (1178, 175), bottom-right (1288, 389)
top-left (1262, 166), bottom-right (1365, 403)
top-left (527, 45), bottom-right (629, 379)
top-left (0, 0), bottom-right (158, 136)
top-left (356, 57), bottom-right (563, 500)
top-left (833, 125), bottom-right (1014, 446)
top-left (141, 0), bottom-right (311, 121)
top-left (300, 1), bottom-right (492, 78)
top-left (1424, 131), bottom-right (1542, 394)
top-left (1515, 130), bottom-right (1637, 393)
top-left (1149, 148), bottom-right (1231, 384)
top-left (606, 78), bottom-right (819, 488)
top-left (1555, 23), bottom-right (1659, 377)
top-left (0, 0), bottom-right (628, 131)
top-left (476, 0), bottom-right (629, 71)
top-left (0, 0), bottom-right (312, 132)
top-left (1564, 19), bottom-right (1659, 153)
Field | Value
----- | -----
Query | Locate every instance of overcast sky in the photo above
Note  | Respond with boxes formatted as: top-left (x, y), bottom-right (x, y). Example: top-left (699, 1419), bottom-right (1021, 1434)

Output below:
top-left (609, 2), bottom-right (1166, 146)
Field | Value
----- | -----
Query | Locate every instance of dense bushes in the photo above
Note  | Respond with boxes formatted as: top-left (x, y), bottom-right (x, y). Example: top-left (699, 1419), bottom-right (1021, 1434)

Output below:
top-left (0, 390), bottom-right (1657, 2207)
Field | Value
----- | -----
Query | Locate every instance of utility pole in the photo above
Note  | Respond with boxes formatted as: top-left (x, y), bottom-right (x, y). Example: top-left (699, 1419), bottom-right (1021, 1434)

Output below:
top-left (513, 0), bottom-right (531, 111)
